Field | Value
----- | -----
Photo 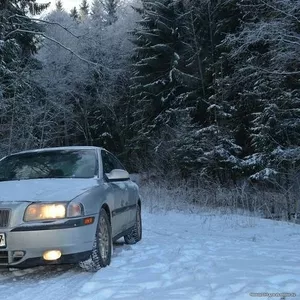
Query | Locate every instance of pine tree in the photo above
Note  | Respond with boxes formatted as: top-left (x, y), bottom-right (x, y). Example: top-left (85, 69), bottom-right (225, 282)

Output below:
top-left (128, 0), bottom-right (244, 178)
top-left (79, 0), bottom-right (89, 19)
top-left (91, 0), bottom-right (102, 19)
top-left (70, 6), bottom-right (79, 20)
top-left (139, 0), bottom-right (242, 179)
top-left (55, 0), bottom-right (63, 11)
top-left (170, 0), bottom-right (243, 180)
top-left (129, 0), bottom-right (190, 170)
top-left (102, 0), bottom-right (119, 24)
top-left (0, 0), bottom-right (49, 154)
top-left (221, 0), bottom-right (300, 192)
top-left (250, 1), bottom-right (300, 178)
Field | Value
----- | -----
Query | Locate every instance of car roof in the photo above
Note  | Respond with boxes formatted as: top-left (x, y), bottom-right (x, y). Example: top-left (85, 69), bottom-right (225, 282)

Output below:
top-left (10, 146), bottom-right (105, 156)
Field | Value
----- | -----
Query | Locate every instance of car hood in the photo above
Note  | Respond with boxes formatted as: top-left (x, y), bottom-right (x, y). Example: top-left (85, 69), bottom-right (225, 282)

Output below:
top-left (0, 178), bottom-right (99, 202)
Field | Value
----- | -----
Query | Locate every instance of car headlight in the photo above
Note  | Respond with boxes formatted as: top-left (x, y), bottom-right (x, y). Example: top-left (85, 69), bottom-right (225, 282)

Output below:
top-left (24, 203), bottom-right (84, 221)
top-left (67, 203), bottom-right (84, 218)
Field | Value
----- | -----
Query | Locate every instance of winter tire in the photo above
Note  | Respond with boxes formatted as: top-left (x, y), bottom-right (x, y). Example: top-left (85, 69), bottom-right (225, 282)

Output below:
top-left (79, 208), bottom-right (112, 272)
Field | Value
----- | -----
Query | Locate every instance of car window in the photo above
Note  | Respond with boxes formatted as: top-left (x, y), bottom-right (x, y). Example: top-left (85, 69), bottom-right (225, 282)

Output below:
top-left (101, 151), bottom-right (115, 174)
top-left (0, 150), bottom-right (98, 181)
top-left (110, 154), bottom-right (125, 171)
top-left (101, 151), bottom-right (125, 175)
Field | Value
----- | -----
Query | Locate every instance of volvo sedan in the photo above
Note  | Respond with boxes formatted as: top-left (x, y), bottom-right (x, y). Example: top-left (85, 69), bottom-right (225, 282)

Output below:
top-left (0, 146), bottom-right (142, 271)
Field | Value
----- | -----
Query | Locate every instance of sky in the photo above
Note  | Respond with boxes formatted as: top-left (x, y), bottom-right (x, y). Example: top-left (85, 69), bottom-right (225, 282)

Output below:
top-left (38, 0), bottom-right (87, 13)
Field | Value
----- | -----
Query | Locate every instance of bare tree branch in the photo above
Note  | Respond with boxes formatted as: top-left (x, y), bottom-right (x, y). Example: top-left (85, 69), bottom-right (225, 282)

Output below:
top-left (5, 29), bottom-right (109, 71)
top-left (9, 14), bottom-right (81, 39)
top-left (260, 0), bottom-right (300, 24)
top-left (282, 38), bottom-right (300, 47)
top-left (255, 66), bottom-right (300, 76)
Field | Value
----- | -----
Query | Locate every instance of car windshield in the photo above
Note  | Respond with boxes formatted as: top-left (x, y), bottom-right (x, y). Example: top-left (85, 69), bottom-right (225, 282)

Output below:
top-left (0, 149), bottom-right (98, 181)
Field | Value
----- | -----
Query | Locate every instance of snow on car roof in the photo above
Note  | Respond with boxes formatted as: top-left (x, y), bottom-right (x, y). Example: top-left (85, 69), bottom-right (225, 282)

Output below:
top-left (11, 146), bottom-right (105, 155)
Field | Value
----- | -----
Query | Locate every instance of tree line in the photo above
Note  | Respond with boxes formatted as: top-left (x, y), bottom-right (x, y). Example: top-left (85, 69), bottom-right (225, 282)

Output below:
top-left (1, 0), bottom-right (300, 188)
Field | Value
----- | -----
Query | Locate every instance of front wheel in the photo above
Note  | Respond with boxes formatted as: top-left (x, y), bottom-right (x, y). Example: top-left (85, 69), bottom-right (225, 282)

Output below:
top-left (124, 204), bottom-right (142, 244)
top-left (79, 208), bottom-right (112, 272)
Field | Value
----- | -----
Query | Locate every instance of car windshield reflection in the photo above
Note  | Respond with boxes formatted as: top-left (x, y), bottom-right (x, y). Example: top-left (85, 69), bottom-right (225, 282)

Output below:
top-left (0, 150), bottom-right (98, 181)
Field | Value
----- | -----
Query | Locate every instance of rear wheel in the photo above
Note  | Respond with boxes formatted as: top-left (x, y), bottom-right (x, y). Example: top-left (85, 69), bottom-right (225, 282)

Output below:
top-left (124, 204), bottom-right (142, 244)
top-left (79, 208), bottom-right (112, 272)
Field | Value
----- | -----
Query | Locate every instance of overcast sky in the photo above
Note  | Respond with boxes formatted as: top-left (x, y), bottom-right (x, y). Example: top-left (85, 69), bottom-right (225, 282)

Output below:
top-left (38, 0), bottom-right (87, 13)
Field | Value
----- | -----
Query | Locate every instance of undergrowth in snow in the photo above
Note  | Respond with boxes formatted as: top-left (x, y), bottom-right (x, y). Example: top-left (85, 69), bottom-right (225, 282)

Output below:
top-left (138, 178), bottom-right (299, 223)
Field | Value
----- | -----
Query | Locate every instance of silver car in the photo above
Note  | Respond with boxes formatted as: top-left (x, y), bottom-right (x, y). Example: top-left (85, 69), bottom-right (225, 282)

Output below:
top-left (0, 146), bottom-right (142, 271)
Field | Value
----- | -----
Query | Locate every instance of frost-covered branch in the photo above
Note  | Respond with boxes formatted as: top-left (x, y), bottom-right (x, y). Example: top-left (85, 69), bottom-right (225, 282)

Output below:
top-left (5, 29), bottom-right (106, 69)
top-left (8, 14), bottom-right (80, 38)
top-left (252, 67), bottom-right (300, 76)
top-left (260, 0), bottom-right (300, 24)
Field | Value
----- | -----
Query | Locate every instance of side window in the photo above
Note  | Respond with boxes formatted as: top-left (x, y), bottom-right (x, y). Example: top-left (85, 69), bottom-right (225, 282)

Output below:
top-left (110, 154), bottom-right (125, 171)
top-left (101, 151), bottom-right (126, 174)
top-left (101, 151), bottom-right (115, 174)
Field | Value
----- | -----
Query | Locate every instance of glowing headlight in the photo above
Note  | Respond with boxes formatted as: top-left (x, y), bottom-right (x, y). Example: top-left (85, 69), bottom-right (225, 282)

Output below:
top-left (24, 203), bottom-right (67, 221)
top-left (24, 202), bottom-right (84, 221)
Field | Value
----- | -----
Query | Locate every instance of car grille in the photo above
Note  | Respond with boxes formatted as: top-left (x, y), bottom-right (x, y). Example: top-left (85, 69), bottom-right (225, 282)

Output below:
top-left (0, 251), bottom-right (8, 264)
top-left (0, 210), bottom-right (10, 227)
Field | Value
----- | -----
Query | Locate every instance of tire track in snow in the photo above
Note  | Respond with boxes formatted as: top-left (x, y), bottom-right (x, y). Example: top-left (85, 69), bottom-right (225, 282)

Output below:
top-left (0, 211), bottom-right (299, 300)
top-left (0, 265), bottom-right (93, 300)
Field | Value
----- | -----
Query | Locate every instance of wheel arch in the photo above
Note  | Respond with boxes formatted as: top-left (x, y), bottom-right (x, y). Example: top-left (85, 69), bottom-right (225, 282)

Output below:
top-left (101, 203), bottom-right (111, 224)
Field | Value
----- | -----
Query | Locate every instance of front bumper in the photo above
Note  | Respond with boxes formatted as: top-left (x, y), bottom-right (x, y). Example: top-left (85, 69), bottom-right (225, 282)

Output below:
top-left (0, 217), bottom-right (97, 268)
top-left (2, 251), bottom-right (92, 269)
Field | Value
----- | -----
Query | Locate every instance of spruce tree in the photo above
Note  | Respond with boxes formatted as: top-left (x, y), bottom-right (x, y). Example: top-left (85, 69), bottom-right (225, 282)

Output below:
top-left (0, 0), bottom-right (49, 154)
top-left (55, 0), bottom-right (63, 11)
top-left (70, 6), bottom-right (79, 20)
top-left (102, 0), bottom-right (118, 24)
top-left (129, 0), bottom-right (189, 170)
top-left (91, 0), bottom-right (102, 19)
top-left (171, 0), bottom-right (243, 180)
top-left (223, 0), bottom-right (300, 185)
top-left (80, 0), bottom-right (89, 19)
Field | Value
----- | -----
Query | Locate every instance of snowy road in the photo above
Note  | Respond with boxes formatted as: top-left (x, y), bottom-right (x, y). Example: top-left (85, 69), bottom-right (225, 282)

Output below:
top-left (1, 211), bottom-right (299, 300)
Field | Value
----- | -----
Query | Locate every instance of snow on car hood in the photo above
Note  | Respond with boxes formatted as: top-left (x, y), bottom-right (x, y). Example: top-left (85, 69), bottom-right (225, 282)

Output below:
top-left (0, 178), bottom-right (98, 202)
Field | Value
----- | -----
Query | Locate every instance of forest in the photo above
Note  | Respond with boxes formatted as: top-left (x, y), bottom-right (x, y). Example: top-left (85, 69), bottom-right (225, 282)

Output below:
top-left (1, 0), bottom-right (300, 219)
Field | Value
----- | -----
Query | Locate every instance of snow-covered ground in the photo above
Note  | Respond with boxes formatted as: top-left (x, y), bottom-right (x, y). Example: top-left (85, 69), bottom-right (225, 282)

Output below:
top-left (1, 210), bottom-right (299, 300)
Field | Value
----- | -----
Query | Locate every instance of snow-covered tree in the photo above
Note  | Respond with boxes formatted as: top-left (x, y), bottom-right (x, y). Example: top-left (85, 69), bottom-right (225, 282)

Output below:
top-left (102, 0), bottom-right (119, 24)
top-left (170, 0), bottom-right (243, 179)
top-left (128, 0), bottom-right (191, 170)
top-left (70, 6), bottom-right (79, 20)
top-left (223, 0), bottom-right (300, 183)
top-left (128, 0), bottom-right (243, 178)
top-left (80, 0), bottom-right (89, 19)
top-left (91, 0), bottom-right (103, 20)
top-left (5, 0), bottom-right (300, 187)
top-left (33, 4), bottom-right (138, 152)
top-left (0, 0), bottom-right (49, 155)
top-left (55, 0), bottom-right (64, 11)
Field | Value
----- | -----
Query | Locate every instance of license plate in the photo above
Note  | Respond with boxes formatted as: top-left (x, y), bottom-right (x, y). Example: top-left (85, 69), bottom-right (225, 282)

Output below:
top-left (0, 233), bottom-right (6, 247)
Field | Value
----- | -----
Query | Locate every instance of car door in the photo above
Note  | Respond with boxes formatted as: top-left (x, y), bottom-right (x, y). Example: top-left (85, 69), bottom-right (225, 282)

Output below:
top-left (101, 150), bottom-right (130, 236)
top-left (108, 153), bottom-right (137, 228)
top-left (126, 177), bottom-right (139, 227)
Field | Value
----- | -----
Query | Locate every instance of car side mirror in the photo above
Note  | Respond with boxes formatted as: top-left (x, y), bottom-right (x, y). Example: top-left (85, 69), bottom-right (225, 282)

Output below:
top-left (106, 169), bottom-right (130, 181)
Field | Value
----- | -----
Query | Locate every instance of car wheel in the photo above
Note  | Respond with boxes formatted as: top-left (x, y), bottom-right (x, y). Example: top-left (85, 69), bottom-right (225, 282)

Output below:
top-left (124, 204), bottom-right (142, 244)
top-left (79, 208), bottom-right (112, 272)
